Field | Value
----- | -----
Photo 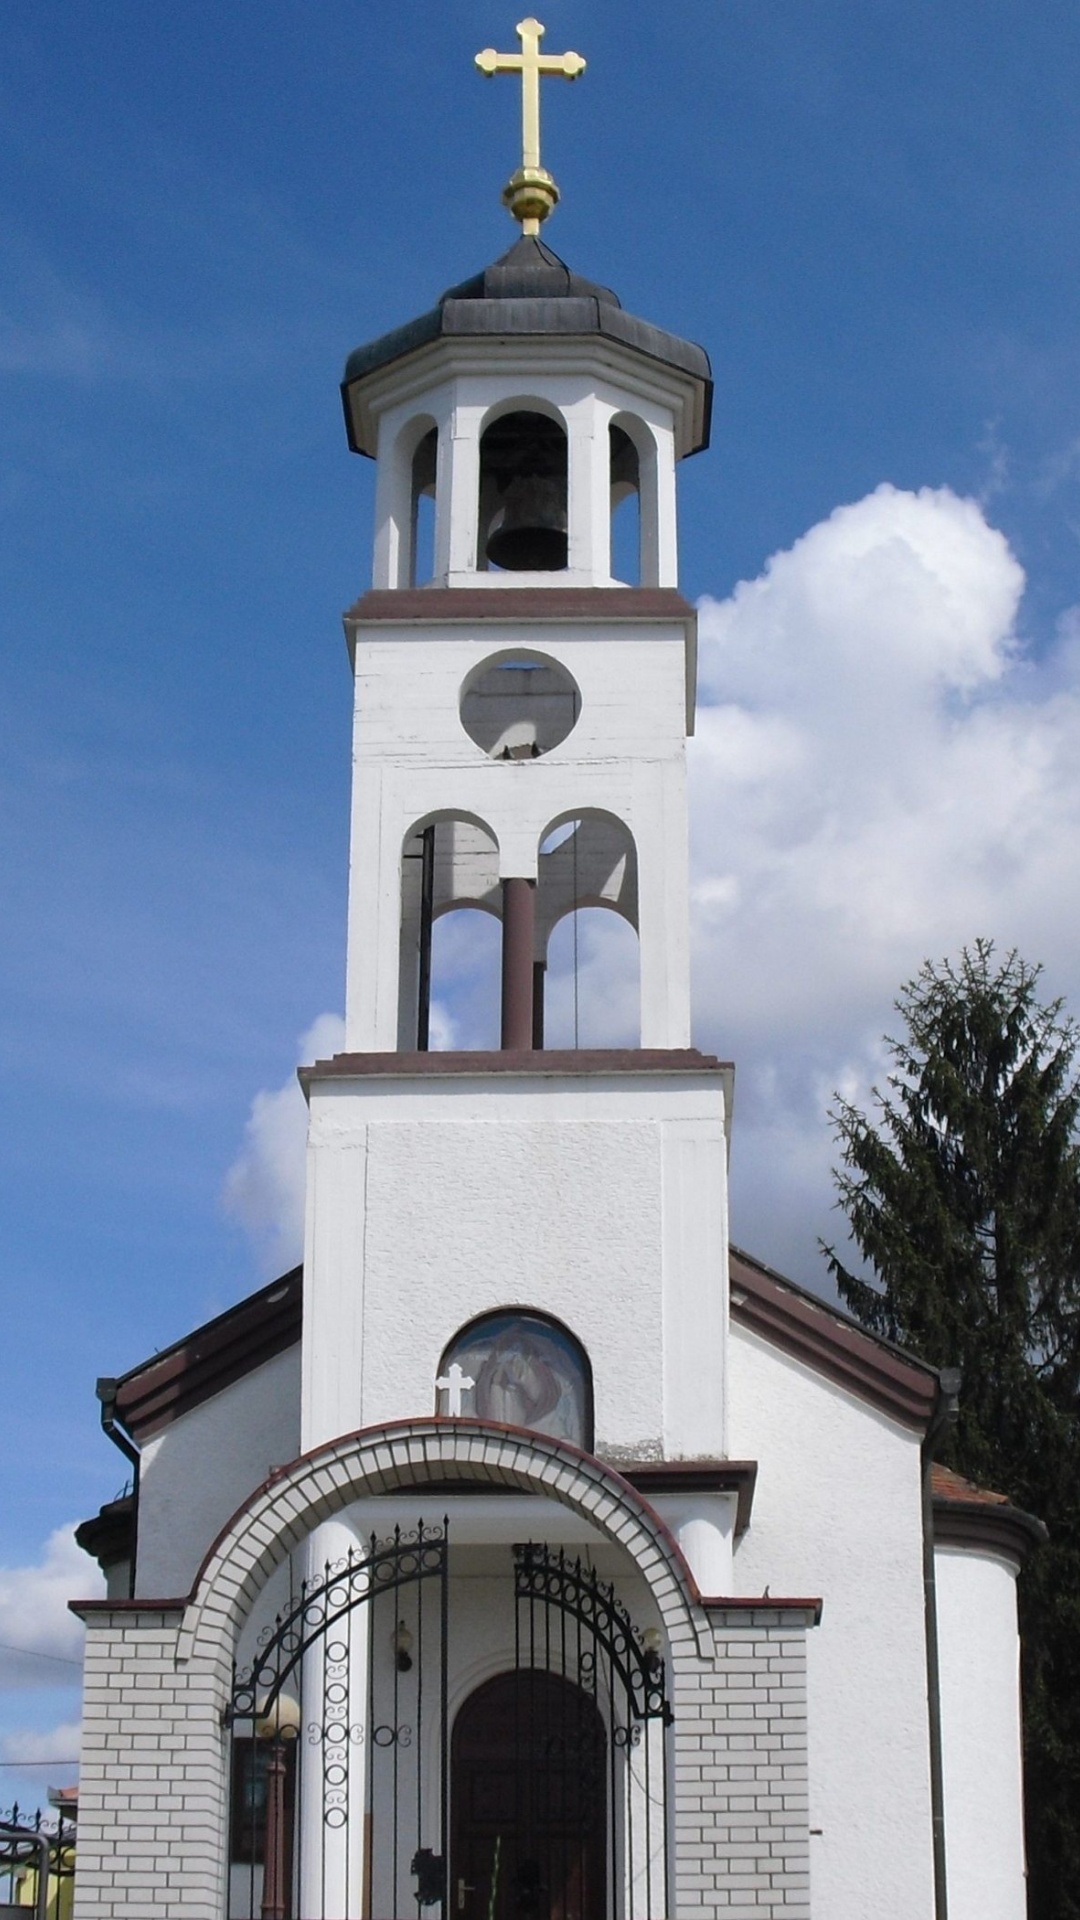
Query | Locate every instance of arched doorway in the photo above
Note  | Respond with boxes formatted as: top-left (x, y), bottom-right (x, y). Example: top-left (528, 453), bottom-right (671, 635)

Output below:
top-left (452, 1671), bottom-right (606, 1920)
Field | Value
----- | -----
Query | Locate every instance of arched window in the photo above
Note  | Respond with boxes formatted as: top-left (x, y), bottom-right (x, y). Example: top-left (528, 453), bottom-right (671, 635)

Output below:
top-left (436, 1309), bottom-right (593, 1448)
top-left (459, 650), bottom-right (580, 760)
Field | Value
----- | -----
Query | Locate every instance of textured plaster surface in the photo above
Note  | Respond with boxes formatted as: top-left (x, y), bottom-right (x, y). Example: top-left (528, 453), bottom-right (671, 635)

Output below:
top-left (936, 1546), bottom-right (1027, 1920)
top-left (302, 1076), bottom-right (728, 1461)
top-left (727, 1323), bottom-right (935, 1919)
top-left (136, 1344), bottom-right (301, 1597)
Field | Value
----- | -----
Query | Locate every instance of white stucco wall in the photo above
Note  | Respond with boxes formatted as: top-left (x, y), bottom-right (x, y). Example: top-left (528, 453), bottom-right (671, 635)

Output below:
top-left (302, 1068), bottom-right (729, 1465)
top-left (136, 1344), bottom-right (301, 1597)
top-left (936, 1545), bottom-right (1027, 1920)
top-left (727, 1323), bottom-right (936, 1919)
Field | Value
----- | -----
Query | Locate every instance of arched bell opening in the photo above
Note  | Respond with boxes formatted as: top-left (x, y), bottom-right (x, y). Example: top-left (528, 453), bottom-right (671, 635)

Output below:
top-left (429, 907), bottom-right (502, 1050)
top-left (610, 423), bottom-right (642, 586)
top-left (478, 408), bottom-right (569, 573)
top-left (610, 413), bottom-right (661, 588)
top-left (459, 649), bottom-right (581, 760)
top-left (400, 813), bottom-right (500, 1050)
top-left (544, 908), bottom-right (641, 1049)
top-left (535, 813), bottom-right (640, 1048)
top-left (411, 424), bottom-right (438, 586)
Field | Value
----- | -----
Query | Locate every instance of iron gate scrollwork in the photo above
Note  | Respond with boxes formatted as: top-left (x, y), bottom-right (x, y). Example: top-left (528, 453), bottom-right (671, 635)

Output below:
top-left (228, 1518), bottom-right (449, 1920)
top-left (512, 1543), bottom-right (672, 1920)
top-left (227, 1526), bottom-right (672, 1920)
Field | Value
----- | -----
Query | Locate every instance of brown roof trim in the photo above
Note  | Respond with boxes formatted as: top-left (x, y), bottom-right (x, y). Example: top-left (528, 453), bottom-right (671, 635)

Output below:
top-left (622, 1460), bottom-right (757, 1538)
top-left (345, 587), bottom-right (695, 627)
top-left (113, 1267), bottom-right (303, 1443)
top-left (70, 1597), bottom-right (187, 1619)
top-left (729, 1245), bottom-right (939, 1431)
top-left (74, 1496), bottom-right (134, 1573)
top-left (302, 1048), bottom-right (731, 1092)
top-left (932, 1479), bottom-right (1047, 1566)
top-left (700, 1595), bottom-right (822, 1624)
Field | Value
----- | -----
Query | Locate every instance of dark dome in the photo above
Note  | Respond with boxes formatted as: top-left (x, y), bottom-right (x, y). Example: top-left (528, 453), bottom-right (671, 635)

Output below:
top-left (341, 238), bottom-right (712, 458)
top-left (439, 236), bottom-right (621, 308)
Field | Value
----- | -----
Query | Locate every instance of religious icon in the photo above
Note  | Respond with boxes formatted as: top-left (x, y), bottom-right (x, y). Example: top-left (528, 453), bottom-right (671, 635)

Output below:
top-left (436, 1312), bottom-right (590, 1447)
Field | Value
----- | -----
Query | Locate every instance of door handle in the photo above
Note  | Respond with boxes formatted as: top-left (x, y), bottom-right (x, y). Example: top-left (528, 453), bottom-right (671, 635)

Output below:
top-left (457, 1879), bottom-right (476, 1912)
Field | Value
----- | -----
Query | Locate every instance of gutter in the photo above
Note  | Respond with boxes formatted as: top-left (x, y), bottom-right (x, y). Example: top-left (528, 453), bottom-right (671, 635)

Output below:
top-left (922, 1365), bottom-right (962, 1920)
top-left (96, 1377), bottom-right (140, 1600)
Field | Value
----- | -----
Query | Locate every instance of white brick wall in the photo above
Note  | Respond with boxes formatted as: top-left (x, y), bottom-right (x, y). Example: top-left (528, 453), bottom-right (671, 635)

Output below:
top-left (74, 1607), bottom-right (230, 1920)
top-left (672, 1614), bottom-right (812, 1917)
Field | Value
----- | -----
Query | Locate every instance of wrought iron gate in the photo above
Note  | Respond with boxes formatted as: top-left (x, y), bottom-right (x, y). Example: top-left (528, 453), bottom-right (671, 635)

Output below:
top-left (226, 1527), bottom-right (671, 1920)
top-left (512, 1545), bottom-right (671, 1920)
top-left (228, 1519), bottom-right (449, 1920)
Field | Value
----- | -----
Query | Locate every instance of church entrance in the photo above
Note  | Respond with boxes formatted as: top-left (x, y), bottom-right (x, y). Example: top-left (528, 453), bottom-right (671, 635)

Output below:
top-left (451, 1671), bottom-right (607, 1920)
top-left (225, 1526), bottom-right (671, 1920)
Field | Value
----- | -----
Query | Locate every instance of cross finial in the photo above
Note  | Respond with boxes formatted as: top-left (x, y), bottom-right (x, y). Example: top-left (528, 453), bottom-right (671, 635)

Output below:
top-left (476, 17), bottom-right (586, 234)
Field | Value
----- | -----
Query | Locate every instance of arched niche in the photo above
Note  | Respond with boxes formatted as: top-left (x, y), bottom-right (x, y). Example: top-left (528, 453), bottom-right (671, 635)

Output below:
top-left (399, 811), bottom-right (500, 1050)
top-left (477, 402), bottom-right (569, 573)
top-left (535, 812), bottom-right (640, 1048)
top-left (609, 412), bottom-right (660, 587)
top-left (459, 649), bottom-right (581, 760)
top-left (436, 1307), bottom-right (594, 1450)
top-left (411, 423), bottom-right (438, 586)
top-left (388, 414), bottom-right (439, 588)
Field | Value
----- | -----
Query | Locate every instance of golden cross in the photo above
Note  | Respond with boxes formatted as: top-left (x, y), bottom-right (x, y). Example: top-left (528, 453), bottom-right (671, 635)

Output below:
top-left (476, 17), bottom-right (586, 233)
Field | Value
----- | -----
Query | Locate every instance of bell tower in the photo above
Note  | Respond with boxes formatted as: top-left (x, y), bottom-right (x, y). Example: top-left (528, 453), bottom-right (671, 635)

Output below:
top-left (301, 21), bottom-right (733, 1516)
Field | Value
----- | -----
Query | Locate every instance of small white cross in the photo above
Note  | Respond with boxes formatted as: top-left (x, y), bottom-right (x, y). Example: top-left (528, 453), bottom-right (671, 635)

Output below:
top-left (436, 1362), bottom-right (476, 1417)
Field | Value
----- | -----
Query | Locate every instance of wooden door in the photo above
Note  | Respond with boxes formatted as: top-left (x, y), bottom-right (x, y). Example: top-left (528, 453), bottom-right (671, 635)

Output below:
top-left (451, 1671), bottom-right (607, 1920)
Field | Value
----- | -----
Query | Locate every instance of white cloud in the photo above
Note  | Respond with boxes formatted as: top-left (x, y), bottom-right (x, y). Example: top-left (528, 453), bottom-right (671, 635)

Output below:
top-left (688, 482), bottom-right (1080, 1281)
top-left (0, 1527), bottom-right (98, 1689)
top-left (222, 1013), bottom-right (345, 1276)
top-left (0, 1720), bottom-right (82, 1766)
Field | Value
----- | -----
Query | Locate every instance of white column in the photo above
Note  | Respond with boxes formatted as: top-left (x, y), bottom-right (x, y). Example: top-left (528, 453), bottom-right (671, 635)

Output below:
top-left (297, 1519), bottom-right (368, 1920)
top-left (661, 1116), bottom-right (728, 1458)
top-left (652, 426), bottom-right (679, 588)
top-left (635, 771), bottom-right (693, 1049)
top-left (445, 398), bottom-right (484, 581)
top-left (566, 394), bottom-right (612, 583)
top-left (372, 416), bottom-right (413, 591)
top-left (659, 1495), bottom-right (737, 1595)
top-left (345, 763), bottom-right (404, 1052)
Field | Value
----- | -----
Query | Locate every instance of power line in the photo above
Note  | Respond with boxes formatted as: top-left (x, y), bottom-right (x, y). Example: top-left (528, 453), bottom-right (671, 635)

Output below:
top-left (0, 1644), bottom-right (81, 1670)
top-left (0, 1760), bottom-right (78, 1768)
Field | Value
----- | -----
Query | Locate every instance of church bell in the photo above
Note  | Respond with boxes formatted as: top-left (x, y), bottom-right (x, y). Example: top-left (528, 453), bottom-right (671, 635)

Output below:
top-left (482, 409), bottom-right (569, 571)
top-left (486, 473), bottom-right (568, 571)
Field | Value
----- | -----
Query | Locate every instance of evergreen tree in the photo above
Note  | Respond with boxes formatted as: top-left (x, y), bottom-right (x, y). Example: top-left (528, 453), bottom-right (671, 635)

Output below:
top-left (823, 941), bottom-right (1080, 1918)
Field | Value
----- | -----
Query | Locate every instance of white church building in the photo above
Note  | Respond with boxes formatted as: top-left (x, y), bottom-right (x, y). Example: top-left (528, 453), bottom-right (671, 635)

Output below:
top-left (71, 22), bottom-right (1041, 1920)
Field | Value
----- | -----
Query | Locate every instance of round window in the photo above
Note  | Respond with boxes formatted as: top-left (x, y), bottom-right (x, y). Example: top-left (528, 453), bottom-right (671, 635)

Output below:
top-left (459, 653), bottom-right (580, 761)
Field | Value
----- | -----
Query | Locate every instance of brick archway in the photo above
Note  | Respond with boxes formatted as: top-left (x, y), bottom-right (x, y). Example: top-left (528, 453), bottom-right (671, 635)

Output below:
top-left (177, 1417), bottom-right (705, 1668)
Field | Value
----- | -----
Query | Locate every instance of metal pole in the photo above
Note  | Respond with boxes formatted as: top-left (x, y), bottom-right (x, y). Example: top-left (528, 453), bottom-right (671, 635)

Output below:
top-left (417, 825), bottom-right (436, 1050)
top-left (260, 1742), bottom-right (288, 1920)
top-left (500, 878), bottom-right (536, 1049)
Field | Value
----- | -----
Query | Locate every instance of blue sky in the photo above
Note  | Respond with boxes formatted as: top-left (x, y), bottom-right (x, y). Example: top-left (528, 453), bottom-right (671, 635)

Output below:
top-left (4, 0), bottom-right (1080, 1802)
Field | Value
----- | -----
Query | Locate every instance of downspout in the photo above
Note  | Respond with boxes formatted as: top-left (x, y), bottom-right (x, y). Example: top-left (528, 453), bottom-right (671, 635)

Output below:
top-left (923, 1364), bottom-right (962, 1920)
top-left (96, 1377), bottom-right (140, 1599)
